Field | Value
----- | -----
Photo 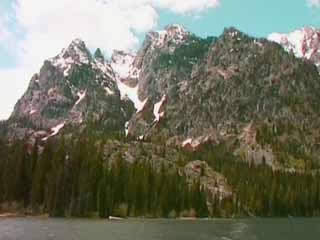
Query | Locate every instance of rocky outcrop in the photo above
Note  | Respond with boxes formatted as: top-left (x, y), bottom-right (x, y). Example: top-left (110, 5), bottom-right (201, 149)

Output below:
top-left (184, 160), bottom-right (232, 200)
top-left (101, 140), bottom-right (232, 201)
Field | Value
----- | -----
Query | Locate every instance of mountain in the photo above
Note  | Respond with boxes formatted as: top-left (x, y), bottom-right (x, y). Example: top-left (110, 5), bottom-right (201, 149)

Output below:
top-left (268, 27), bottom-right (320, 69)
top-left (126, 26), bottom-right (320, 170)
top-left (5, 39), bottom-right (134, 141)
top-left (3, 25), bottom-right (320, 170)
top-left (1, 25), bottom-right (320, 218)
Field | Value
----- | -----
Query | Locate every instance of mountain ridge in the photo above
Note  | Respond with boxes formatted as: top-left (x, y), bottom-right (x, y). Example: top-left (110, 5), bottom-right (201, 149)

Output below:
top-left (2, 25), bottom-right (320, 170)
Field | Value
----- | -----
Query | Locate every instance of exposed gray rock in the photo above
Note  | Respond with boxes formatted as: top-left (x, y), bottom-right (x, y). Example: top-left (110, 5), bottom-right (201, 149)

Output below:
top-left (6, 39), bottom-right (133, 141)
top-left (184, 160), bottom-right (232, 199)
top-left (125, 26), bottom-right (320, 168)
top-left (3, 25), bottom-right (320, 170)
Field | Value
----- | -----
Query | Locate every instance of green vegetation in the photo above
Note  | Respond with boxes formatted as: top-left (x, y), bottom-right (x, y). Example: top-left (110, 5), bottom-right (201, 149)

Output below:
top-left (186, 143), bottom-right (320, 217)
top-left (255, 122), bottom-right (319, 170)
top-left (67, 65), bottom-right (96, 89)
top-left (0, 132), bottom-right (320, 218)
top-left (0, 135), bottom-right (209, 218)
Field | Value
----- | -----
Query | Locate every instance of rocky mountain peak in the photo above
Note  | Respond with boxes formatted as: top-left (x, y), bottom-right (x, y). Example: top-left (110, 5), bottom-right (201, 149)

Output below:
top-left (146, 24), bottom-right (190, 50)
top-left (220, 27), bottom-right (248, 43)
top-left (164, 24), bottom-right (188, 35)
top-left (61, 38), bottom-right (91, 62)
top-left (6, 37), bottom-right (132, 141)
top-left (268, 27), bottom-right (320, 68)
top-left (70, 38), bottom-right (87, 48)
top-left (222, 26), bottom-right (242, 35)
top-left (47, 38), bottom-right (92, 77)
top-left (115, 24), bottom-right (193, 110)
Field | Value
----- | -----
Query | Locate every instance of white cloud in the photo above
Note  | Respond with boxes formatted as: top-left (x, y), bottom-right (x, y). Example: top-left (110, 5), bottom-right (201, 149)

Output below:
top-left (153, 0), bottom-right (220, 13)
top-left (0, 21), bottom-right (8, 41)
top-left (0, 0), bottom-right (221, 119)
top-left (113, 0), bottom-right (220, 13)
top-left (0, 15), bottom-right (11, 43)
top-left (0, 67), bottom-right (33, 120)
top-left (307, 0), bottom-right (320, 7)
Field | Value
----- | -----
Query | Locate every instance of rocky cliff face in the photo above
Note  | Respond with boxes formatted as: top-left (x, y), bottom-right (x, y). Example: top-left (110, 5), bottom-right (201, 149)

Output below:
top-left (123, 27), bottom-right (320, 170)
top-left (7, 39), bottom-right (134, 140)
top-left (3, 25), bottom-right (320, 170)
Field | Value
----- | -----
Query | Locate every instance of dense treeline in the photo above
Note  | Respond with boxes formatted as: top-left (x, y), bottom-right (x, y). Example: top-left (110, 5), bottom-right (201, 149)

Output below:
top-left (188, 143), bottom-right (320, 217)
top-left (0, 136), bottom-right (209, 218)
top-left (1, 133), bottom-right (320, 218)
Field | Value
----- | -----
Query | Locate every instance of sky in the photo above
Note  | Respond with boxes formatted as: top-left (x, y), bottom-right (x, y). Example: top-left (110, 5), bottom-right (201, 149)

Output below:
top-left (0, 0), bottom-right (320, 120)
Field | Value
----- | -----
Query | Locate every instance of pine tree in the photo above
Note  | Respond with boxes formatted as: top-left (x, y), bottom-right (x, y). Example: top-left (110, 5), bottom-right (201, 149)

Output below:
top-left (94, 48), bottom-right (104, 62)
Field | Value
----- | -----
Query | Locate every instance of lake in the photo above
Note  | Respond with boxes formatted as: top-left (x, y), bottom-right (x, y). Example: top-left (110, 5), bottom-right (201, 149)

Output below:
top-left (0, 217), bottom-right (319, 240)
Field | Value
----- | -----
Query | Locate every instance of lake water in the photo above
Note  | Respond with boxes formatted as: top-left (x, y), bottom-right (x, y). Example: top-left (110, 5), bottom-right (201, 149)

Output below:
top-left (0, 217), bottom-right (319, 240)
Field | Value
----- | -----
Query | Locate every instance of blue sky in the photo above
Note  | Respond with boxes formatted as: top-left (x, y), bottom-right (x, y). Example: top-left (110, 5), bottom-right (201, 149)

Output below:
top-left (0, 0), bottom-right (319, 119)
top-left (157, 0), bottom-right (320, 38)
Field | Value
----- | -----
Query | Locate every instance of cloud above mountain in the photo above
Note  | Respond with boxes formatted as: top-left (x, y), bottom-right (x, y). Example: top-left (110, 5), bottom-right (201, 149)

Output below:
top-left (3, 0), bottom-right (221, 63)
top-left (0, 18), bottom-right (9, 42)
top-left (0, 0), bottom-right (220, 119)
top-left (307, 0), bottom-right (320, 7)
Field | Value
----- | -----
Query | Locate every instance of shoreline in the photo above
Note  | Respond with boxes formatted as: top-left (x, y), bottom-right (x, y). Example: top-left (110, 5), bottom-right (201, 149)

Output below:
top-left (0, 214), bottom-right (201, 220)
top-left (1, 213), bottom-right (317, 220)
top-left (0, 213), bottom-right (25, 218)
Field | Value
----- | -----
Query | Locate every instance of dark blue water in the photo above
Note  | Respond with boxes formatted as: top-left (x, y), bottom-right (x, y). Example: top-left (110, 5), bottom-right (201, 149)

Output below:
top-left (0, 217), bottom-right (319, 240)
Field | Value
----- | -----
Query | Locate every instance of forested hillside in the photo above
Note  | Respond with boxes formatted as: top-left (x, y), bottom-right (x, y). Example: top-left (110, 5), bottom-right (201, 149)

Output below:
top-left (1, 132), bottom-right (320, 218)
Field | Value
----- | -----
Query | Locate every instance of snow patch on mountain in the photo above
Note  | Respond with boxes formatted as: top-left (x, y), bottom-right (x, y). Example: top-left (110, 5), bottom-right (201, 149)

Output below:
top-left (125, 121), bottom-right (129, 136)
top-left (75, 90), bottom-right (86, 106)
top-left (111, 50), bottom-right (148, 112)
top-left (29, 109), bottom-right (37, 115)
top-left (268, 27), bottom-right (320, 67)
top-left (111, 55), bottom-right (134, 79)
top-left (182, 138), bottom-right (202, 149)
top-left (182, 138), bottom-right (193, 147)
top-left (42, 122), bottom-right (65, 141)
top-left (116, 79), bottom-right (147, 112)
top-left (153, 95), bottom-right (166, 122)
top-left (111, 51), bottom-right (138, 79)
top-left (104, 87), bottom-right (115, 95)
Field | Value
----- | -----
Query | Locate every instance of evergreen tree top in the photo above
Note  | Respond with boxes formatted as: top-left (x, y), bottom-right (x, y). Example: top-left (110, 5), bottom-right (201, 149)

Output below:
top-left (94, 48), bottom-right (104, 61)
